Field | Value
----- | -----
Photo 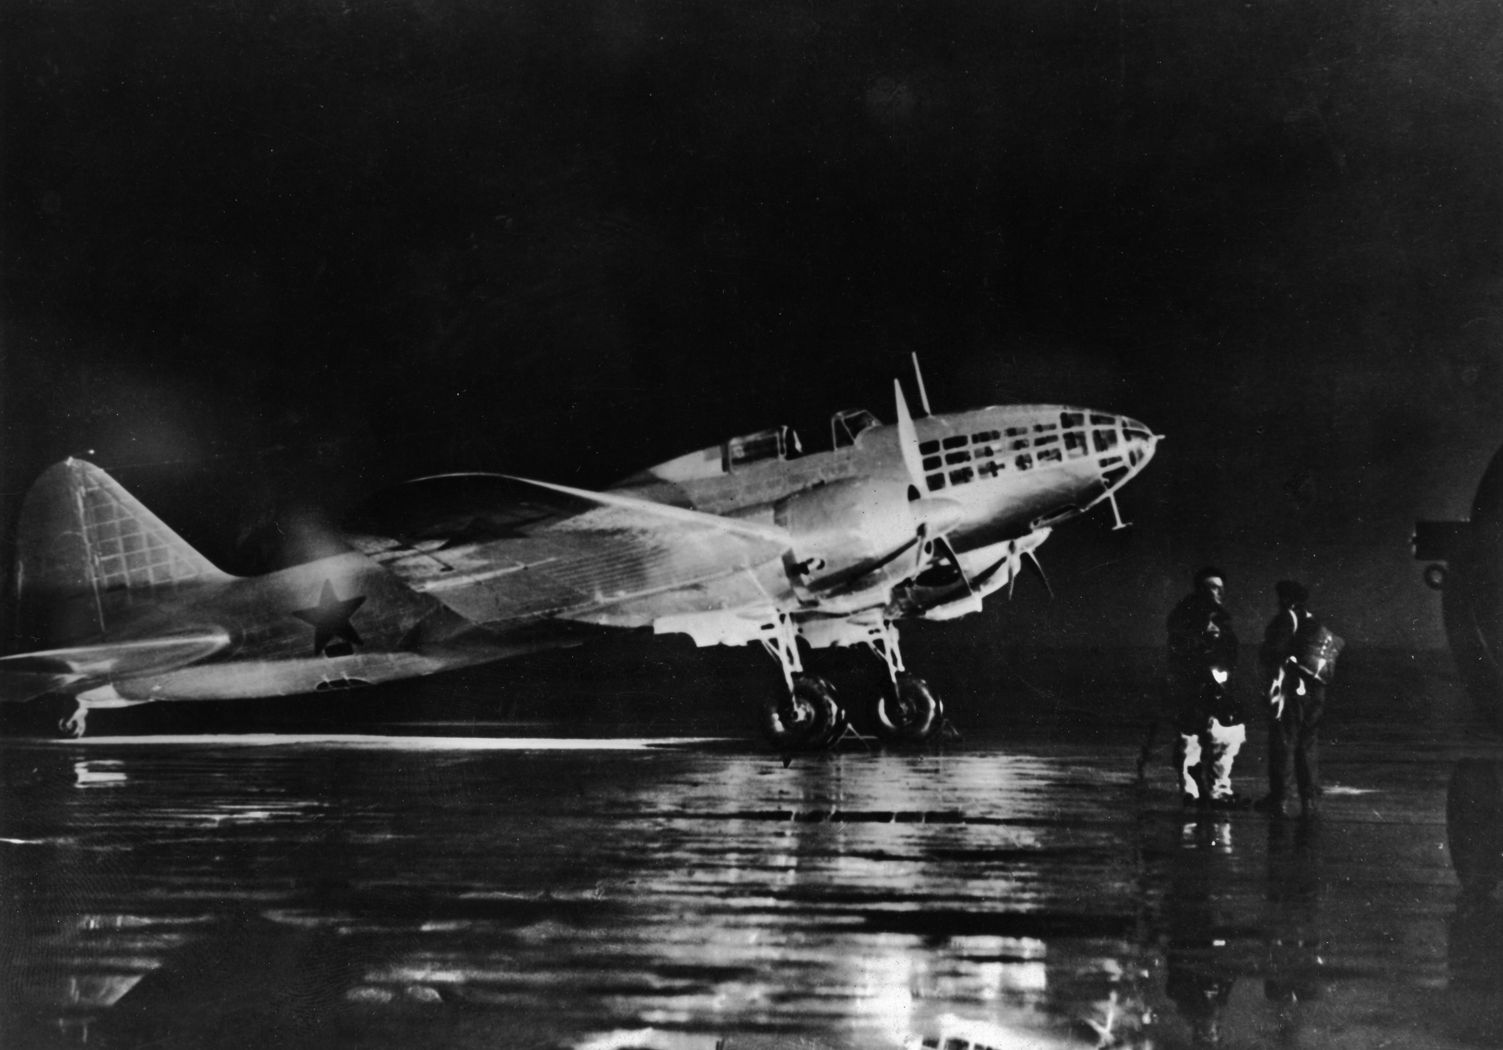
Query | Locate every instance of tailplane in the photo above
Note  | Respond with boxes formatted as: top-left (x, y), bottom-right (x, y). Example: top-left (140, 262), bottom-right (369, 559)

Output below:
top-left (14, 459), bottom-right (232, 649)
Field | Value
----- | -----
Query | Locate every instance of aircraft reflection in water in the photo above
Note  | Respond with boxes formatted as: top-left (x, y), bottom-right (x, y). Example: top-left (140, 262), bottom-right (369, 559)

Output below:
top-left (0, 359), bottom-right (1158, 744)
top-left (5, 653), bottom-right (1495, 1050)
top-left (2, 740), bottom-right (1161, 1050)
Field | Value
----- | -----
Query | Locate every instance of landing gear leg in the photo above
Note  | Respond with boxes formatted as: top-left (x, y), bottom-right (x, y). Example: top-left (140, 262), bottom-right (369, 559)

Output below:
top-left (864, 619), bottom-right (946, 744)
top-left (59, 703), bottom-right (88, 739)
top-left (757, 614), bottom-right (846, 752)
top-left (54, 687), bottom-right (140, 740)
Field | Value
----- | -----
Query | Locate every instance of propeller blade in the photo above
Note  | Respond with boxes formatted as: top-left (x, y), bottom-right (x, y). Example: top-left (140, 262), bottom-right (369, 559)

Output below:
top-left (893, 379), bottom-right (925, 489)
top-left (1023, 550), bottom-right (1054, 599)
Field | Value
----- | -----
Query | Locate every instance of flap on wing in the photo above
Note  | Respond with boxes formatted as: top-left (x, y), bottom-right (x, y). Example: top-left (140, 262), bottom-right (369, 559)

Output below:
top-left (0, 630), bottom-right (231, 679)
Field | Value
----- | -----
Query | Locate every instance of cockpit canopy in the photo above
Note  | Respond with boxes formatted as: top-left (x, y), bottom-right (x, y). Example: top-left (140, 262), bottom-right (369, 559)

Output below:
top-left (619, 424), bottom-right (805, 485)
top-left (830, 409), bottom-right (880, 448)
top-left (725, 425), bottom-right (800, 470)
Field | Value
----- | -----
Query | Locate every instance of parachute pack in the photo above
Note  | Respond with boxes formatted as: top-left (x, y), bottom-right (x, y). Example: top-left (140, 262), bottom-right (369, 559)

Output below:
top-left (1296, 620), bottom-right (1345, 684)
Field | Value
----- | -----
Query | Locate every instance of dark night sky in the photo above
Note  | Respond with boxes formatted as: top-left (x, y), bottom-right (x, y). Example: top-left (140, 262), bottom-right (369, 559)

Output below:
top-left (3, 0), bottom-right (1502, 651)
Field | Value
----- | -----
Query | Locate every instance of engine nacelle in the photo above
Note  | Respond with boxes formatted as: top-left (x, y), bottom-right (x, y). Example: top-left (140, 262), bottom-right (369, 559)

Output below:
top-left (774, 479), bottom-right (919, 592)
top-left (887, 529), bottom-right (1051, 622)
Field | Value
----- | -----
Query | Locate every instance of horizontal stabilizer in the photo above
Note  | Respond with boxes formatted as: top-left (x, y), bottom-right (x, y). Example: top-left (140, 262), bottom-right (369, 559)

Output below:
top-left (0, 669), bottom-right (86, 705)
top-left (0, 631), bottom-right (231, 685)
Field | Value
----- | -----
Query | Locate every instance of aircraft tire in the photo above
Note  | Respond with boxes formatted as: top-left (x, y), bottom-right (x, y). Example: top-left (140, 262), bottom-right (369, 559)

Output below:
top-left (57, 707), bottom-right (86, 739)
top-left (762, 676), bottom-right (843, 751)
top-left (1447, 758), bottom-right (1503, 897)
top-left (874, 674), bottom-right (942, 744)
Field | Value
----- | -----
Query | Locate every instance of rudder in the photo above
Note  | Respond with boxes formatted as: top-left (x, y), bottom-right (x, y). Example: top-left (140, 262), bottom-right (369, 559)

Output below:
top-left (14, 459), bottom-right (231, 649)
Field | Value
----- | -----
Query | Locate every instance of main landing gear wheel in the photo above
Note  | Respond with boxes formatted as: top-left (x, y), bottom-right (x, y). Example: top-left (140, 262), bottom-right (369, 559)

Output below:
top-left (1447, 758), bottom-right (1503, 897)
top-left (761, 675), bottom-right (846, 751)
top-left (874, 674), bottom-right (943, 744)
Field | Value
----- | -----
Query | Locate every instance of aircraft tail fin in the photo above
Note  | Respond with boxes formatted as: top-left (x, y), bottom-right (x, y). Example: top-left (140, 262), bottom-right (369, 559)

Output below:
top-left (13, 459), bottom-right (232, 649)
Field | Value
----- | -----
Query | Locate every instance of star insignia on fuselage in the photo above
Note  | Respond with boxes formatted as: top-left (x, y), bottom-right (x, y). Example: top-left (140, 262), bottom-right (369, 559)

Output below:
top-left (292, 580), bottom-right (367, 657)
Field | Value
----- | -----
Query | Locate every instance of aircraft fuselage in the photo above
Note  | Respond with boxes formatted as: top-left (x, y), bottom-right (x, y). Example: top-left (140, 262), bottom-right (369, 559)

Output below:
top-left (70, 553), bottom-right (504, 702)
top-left (614, 404), bottom-right (1157, 559)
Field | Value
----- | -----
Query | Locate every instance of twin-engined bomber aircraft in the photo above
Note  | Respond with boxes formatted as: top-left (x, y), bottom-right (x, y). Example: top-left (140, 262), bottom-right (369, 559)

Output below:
top-left (1, 360), bottom-right (1159, 746)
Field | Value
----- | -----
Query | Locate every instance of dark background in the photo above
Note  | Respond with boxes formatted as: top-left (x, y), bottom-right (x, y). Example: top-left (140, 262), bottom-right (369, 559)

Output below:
top-left (3, 0), bottom-right (1501, 651)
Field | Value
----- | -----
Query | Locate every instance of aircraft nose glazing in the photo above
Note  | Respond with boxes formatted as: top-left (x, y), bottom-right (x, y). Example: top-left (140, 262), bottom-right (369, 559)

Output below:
top-left (1120, 417), bottom-right (1159, 474)
top-left (1092, 415), bottom-right (1159, 493)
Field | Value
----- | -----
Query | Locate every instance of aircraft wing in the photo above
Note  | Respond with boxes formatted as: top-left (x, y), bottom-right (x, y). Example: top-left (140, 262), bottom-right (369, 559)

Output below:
top-left (0, 631), bottom-right (230, 703)
top-left (344, 472), bottom-right (640, 544)
top-left (344, 474), bottom-right (792, 629)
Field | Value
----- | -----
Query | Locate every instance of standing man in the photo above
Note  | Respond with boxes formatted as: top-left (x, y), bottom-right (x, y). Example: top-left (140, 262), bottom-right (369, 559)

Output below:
top-left (1165, 566), bottom-right (1245, 808)
top-left (1257, 580), bottom-right (1337, 819)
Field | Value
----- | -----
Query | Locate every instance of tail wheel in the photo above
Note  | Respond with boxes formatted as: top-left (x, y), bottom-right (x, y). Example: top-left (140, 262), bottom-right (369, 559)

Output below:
top-left (875, 674), bottom-right (943, 743)
top-left (58, 704), bottom-right (87, 739)
top-left (761, 675), bottom-right (844, 751)
top-left (1447, 759), bottom-right (1503, 897)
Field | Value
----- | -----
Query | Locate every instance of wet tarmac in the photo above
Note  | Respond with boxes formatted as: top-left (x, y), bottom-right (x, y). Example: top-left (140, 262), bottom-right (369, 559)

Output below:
top-left (1, 651), bottom-right (1500, 1049)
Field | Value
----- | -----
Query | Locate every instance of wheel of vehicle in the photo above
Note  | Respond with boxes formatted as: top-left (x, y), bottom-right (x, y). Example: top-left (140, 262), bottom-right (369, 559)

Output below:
top-left (762, 675), bottom-right (843, 751)
top-left (874, 674), bottom-right (943, 743)
top-left (1447, 758), bottom-right (1503, 897)
top-left (1442, 446), bottom-right (1503, 731)
top-left (57, 707), bottom-right (86, 739)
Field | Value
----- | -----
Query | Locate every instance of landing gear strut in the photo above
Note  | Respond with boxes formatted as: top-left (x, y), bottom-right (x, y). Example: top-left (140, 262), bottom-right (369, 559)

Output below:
top-left (757, 614), bottom-right (850, 752)
top-left (859, 617), bottom-right (945, 744)
top-left (53, 687), bottom-right (141, 739)
top-left (755, 612), bottom-right (947, 751)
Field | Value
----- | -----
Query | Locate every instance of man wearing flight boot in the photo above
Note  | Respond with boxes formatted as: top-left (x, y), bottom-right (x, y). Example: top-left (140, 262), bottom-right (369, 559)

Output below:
top-left (1166, 567), bottom-right (1247, 809)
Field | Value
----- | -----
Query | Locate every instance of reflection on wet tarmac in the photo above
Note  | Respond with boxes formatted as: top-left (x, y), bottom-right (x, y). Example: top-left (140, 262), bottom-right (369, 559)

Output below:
top-left (1, 661), bottom-right (1501, 1049)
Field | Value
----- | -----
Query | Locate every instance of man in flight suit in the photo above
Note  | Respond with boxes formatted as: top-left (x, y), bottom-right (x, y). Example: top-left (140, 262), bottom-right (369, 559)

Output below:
top-left (1166, 566), bottom-right (1245, 808)
top-left (1257, 580), bottom-right (1330, 819)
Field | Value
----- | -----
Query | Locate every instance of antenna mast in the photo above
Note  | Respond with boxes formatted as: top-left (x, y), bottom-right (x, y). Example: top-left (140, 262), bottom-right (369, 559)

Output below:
top-left (910, 353), bottom-right (933, 416)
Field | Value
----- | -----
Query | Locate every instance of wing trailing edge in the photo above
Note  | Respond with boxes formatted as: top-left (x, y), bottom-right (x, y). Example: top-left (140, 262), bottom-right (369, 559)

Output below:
top-left (501, 475), bottom-right (792, 546)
